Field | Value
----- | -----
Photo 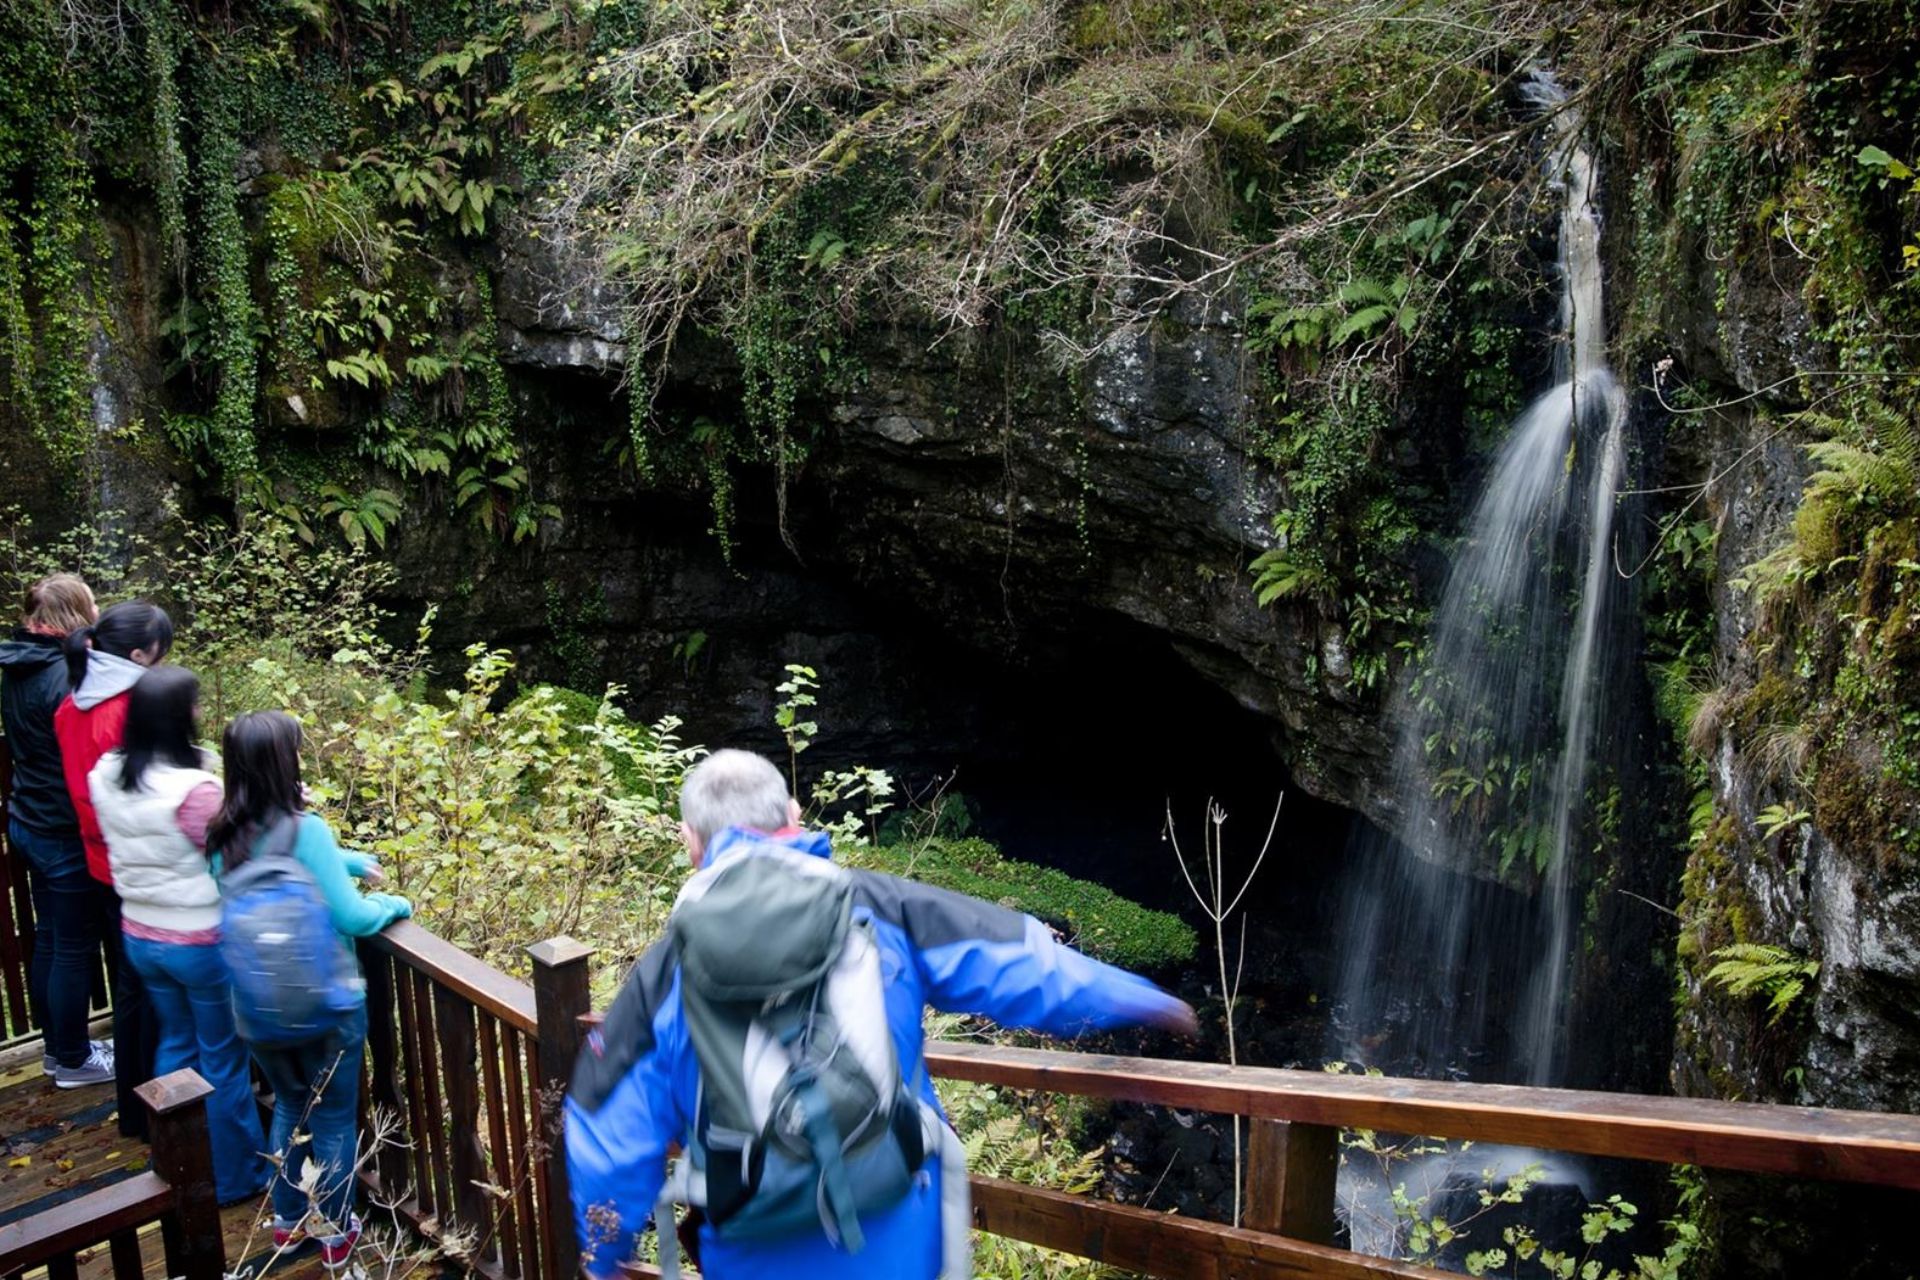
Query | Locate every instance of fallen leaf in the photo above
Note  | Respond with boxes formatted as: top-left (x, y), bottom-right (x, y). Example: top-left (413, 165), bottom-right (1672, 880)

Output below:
top-left (8, 1156), bottom-right (28, 1168)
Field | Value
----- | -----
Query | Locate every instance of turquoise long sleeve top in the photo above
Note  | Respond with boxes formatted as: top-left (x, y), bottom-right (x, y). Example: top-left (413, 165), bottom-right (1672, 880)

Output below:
top-left (218, 812), bottom-right (411, 938)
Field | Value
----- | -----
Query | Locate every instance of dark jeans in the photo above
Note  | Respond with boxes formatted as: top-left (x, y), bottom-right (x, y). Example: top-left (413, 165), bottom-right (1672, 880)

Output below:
top-left (10, 818), bottom-right (106, 1068)
top-left (251, 1005), bottom-right (367, 1237)
top-left (100, 897), bottom-right (158, 1140)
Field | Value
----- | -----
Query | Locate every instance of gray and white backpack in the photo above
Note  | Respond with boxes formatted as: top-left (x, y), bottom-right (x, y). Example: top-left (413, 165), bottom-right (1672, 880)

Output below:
top-left (653, 844), bottom-right (960, 1273)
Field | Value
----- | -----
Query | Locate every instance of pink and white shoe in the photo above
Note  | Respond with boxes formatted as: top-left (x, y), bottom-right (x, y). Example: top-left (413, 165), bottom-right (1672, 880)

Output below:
top-left (319, 1216), bottom-right (363, 1270)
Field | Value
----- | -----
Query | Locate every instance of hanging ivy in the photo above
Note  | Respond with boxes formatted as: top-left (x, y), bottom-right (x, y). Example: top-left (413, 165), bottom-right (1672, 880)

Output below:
top-left (186, 49), bottom-right (259, 477)
top-left (0, 0), bottom-right (99, 467)
top-left (138, 0), bottom-right (189, 288)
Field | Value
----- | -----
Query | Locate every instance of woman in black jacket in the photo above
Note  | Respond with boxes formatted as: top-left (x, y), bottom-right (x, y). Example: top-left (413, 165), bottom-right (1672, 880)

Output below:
top-left (0, 574), bottom-right (115, 1087)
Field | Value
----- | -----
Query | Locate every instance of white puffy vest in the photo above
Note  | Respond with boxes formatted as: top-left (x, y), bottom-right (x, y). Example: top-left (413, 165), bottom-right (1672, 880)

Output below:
top-left (88, 753), bottom-right (223, 934)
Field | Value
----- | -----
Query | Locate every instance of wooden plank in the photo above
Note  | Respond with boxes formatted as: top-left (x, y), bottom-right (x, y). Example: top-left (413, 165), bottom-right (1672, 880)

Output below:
top-left (367, 924), bottom-right (537, 1035)
top-left (391, 956), bottom-right (436, 1216)
top-left (1245, 1119), bottom-right (1339, 1245)
top-left (105, 1228), bottom-right (140, 1280)
top-left (432, 983), bottom-right (493, 1253)
top-left (0, 1176), bottom-right (168, 1270)
top-left (0, 742), bottom-right (37, 1042)
top-left (477, 1015), bottom-right (523, 1279)
top-left (521, 1034), bottom-right (555, 1280)
top-left (972, 1175), bottom-right (1446, 1280)
top-left (356, 945), bottom-right (409, 1198)
top-left (501, 1028), bottom-right (540, 1280)
top-left (926, 1041), bottom-right (1920, 1189)
top-left (406, 968), bottom-right (454, 1220)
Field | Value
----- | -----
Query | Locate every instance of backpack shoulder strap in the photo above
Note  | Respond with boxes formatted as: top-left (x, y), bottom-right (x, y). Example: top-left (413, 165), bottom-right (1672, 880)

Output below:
top-left (221, 814), bottom-right (308, 893)
top-left (261, 812), bottom-right (303, 861)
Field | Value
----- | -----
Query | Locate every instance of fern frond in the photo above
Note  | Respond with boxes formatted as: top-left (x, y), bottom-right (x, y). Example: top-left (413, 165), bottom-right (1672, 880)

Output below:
top-left (1706, 942), bottom-right (1819, 1024)
top-left (1804, 439), bottom-right (1912, 507)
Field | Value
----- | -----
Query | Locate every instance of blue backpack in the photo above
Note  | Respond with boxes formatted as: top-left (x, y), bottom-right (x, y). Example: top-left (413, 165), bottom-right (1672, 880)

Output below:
top-left (219, 816), bottom-right (364, 1046)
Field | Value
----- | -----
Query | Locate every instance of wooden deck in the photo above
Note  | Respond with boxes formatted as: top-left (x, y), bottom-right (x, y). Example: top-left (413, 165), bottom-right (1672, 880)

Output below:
top-left (0, 1055), bottom-right (326, 1280)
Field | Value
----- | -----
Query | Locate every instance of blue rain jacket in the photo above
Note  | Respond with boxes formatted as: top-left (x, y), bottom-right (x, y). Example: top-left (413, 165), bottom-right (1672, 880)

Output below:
top-left (565, 826), bottom-right (1190, 1280)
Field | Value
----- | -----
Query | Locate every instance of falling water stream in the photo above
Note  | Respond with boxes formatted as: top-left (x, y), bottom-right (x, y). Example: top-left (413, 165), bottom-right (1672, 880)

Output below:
top-left (1335, 72), bottom-right (1629, 1091)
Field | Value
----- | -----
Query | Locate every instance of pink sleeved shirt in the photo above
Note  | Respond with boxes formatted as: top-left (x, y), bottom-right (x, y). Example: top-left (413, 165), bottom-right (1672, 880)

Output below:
top-left (174, 781), bottom-right (223, 851)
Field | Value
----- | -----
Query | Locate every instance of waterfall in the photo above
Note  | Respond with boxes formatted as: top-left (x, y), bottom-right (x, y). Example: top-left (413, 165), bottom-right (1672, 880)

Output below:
top-left (1334, 74), bottom-right (1628, 1087)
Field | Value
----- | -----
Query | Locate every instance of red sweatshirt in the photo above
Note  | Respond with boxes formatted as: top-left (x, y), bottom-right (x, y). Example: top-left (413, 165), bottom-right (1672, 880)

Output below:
top-left (53, 691), bottom-right (131, 885)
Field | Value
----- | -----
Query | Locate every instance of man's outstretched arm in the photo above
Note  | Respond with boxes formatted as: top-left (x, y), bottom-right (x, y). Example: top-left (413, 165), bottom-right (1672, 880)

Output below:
top-left (858, 872), bottom-right (1198, 1037)
top-left (566, 945), bottom-right (686, 1279)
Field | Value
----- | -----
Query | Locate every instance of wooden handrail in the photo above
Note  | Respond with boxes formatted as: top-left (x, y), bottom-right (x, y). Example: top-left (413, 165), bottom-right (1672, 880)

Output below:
top-left (0, 1175), bottom-right (172, 1270)
top-left (925, 1040), bottom-right (1920, 1188)
top-left (0, 1069), bottom-right (227, 1280)
top-left (361, 918), bottom-right (1920, 1280)
top-left (368, 919), bottom-right (539, 1034)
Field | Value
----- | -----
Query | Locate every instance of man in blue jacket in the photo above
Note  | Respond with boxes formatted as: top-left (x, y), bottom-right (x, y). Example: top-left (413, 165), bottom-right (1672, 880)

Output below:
top-left (566, 749), bottom-right (1197, 1279)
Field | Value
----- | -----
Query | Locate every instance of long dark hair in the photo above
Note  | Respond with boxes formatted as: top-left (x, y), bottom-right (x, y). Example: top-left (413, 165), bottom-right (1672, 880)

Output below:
top-left (118, 667), bottom-right (203, 792)
top-left (206, 710), bottom-right (306, 867)
top-left (64, 600), bottom-right (173, 687)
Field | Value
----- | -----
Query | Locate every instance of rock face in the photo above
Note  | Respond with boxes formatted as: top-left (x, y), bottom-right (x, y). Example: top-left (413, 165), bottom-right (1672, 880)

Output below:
top-left (1648, 232), bottom-right (1920, 1274)
top-left (466, 224), bottom-right (1401, 826)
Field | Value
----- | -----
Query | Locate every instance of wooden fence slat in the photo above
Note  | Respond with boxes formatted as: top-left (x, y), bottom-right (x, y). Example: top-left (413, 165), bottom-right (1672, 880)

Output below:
top-left (0, 740), bottom-right (36, 1040)
top-left (1245, 1119), bottom-right (1339, 1245)
top-left (393, 955), bottom-right (437, 1216)
top-left (503, 1026), bottom-right (542, 1280)
top-left (478, 1013), bottom-right (525, 1279)
top-left (434, 983), bottom-right (494, 1254)
top-left (106, 1227), bottom-right (143, 1280)
top-left (359, 942), bottom-right (411, 1197)
top-left (409, 966), bottom-right (455, 1220)
top-left (971, 1175), bottom-right (1448, 1280)
top-left (926, 1041), bottom-right (1920, 1190)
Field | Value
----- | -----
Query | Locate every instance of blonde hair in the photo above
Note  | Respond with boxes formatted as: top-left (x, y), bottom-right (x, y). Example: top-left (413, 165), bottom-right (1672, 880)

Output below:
top-left (23, 574), bottom-right (96, 636)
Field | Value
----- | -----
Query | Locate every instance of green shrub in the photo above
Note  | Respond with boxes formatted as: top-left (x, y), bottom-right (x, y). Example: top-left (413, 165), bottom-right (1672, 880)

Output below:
top-left (849, 837), bottom-right (1195, 971)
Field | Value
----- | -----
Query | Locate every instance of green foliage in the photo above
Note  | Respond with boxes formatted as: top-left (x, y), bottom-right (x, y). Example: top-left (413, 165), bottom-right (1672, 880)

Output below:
top-left (774, 662), bottom-right (820, 789)
top-left (0, 1), bottom-right (100, 466)
top-left (1705, 943), bottom-right (1819, 1026)
top-left (847, 837), bottom-right (1195, 971)
top-left (320, 484), bottom-right (402, 549)
top-left (185, 50), bottom-right (260, 477)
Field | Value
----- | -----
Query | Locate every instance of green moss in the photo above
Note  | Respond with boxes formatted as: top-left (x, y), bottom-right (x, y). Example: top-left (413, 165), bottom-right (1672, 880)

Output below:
top-left (848, 837), bottom-right (1197, 971)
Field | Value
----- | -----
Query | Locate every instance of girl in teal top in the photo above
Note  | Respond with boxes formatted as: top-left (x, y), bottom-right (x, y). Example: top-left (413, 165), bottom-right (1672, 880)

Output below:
top-left (208, 710), bottom-right (409, 1268)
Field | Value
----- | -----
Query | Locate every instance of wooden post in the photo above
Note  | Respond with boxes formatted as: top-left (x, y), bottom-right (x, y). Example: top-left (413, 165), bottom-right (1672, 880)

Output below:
top-left (1243, 1118), bottom-right (1340, 1246)
top-left (528, 936), bottom-right (592, 1280)
top-left (139, 1069), bottom-right (227, 1280)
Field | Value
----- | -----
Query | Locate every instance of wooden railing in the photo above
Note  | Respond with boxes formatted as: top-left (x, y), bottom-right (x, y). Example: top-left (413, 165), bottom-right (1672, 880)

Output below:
top-left (926, 1041), bottom-right (1920, 1278)
top-left (356, 924), bottom-right (591, 1280)
top-left (0, 1070), bottom-right (227, 1280)
top-left (463, 939), bottom-right (1915, 1280)
top-left (0, 738), bottom-right (112, 1047)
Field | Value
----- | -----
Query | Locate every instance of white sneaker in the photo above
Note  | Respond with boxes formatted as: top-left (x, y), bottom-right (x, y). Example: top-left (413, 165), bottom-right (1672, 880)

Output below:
top-left (53, 1042), bottom-right (115, 1089)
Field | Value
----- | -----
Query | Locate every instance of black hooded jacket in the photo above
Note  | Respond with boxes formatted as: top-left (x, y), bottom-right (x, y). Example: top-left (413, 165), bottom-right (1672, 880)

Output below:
top-left (0, 630), bottom-right (79, 837)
